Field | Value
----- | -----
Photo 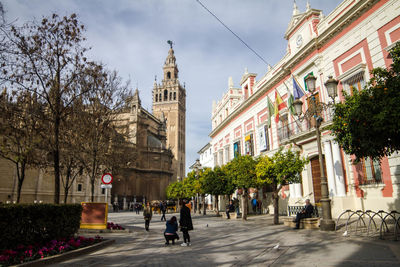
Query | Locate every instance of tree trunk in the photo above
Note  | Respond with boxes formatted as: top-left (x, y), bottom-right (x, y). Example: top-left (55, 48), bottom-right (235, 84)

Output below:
top-left (273, 191), bottom-right (279, 225)
top-left (16, 162), bottom-right (26, 204)
top-left (242, 189), bottom-right (248, 220)
top-left (91, 179), bottom-right (95, 202)
top-left (202, 194), bottom-right (206, 215)
top-left (215, 195), bottom-right (219, 216)
top-left (54, 113), bottom-right (61, 204)
top-left (90, 155), bottom-right (97, 202)
top-left (197, 194), bottom-right (201, 214)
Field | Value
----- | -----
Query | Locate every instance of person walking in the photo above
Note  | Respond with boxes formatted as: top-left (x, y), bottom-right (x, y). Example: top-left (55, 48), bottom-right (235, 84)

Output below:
top-left (179, 199), bottom-right (193, 246)
top-left (161, 201), bottom-right (167, 221)
top-left (251, 197), bottom-right (257, 213)
top-left (164, 216), bottom-right (179, 245)
top-left (143, 202), bottom-right (153, 231)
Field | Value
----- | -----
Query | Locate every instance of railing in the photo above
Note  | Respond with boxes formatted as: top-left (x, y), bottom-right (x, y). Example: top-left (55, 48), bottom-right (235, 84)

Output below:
top-left (335, 209), bottom-right (400, 240)
top-left (278, 106), bottom-right (334, 143)
top-left (287, 205), bottom-right (319, 217)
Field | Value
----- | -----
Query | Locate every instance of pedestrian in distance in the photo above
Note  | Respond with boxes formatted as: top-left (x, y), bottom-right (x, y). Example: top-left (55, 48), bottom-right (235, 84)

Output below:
top-left (161, 201), bottom-right (167, 221)
top-left (257, 199), bottom-right (262, 215)
top-left (233, 197), bottom-right (240, 216)
top-left (251, 197), bottom-right (257, 213)
top-left (179, 199), bottom-right (193, 246)
top-left (226, 200), bottom-right (235, 219)
top-left (134, 203), bottom-right (140, 214)
top-left (164, 216), bottom-right (179, 245)
top-left (143, 202), bottom-right (153, 231)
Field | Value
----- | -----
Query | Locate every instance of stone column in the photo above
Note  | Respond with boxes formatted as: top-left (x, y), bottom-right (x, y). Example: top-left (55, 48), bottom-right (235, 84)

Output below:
top-left (332, 142), bottom-right (346, 196)
top-left (289, 184), bottom-right (295, 198)
top-left (294, 183), bottom-right (302, 198)
top-left (323, 141), bottom-right (337, 196)
top-left (123, 196), bottom-right (127, 210)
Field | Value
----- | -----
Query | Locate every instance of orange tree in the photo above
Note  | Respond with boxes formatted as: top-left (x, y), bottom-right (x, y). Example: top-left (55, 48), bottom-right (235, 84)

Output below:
top-left (256, 148), bottom-right (308, 224)
top-left (224, 155), bottom-right (259, 220)
top-left (201, 166), bottom-right (235, 216)
top-left (330, 42), bottom-right (400, 162)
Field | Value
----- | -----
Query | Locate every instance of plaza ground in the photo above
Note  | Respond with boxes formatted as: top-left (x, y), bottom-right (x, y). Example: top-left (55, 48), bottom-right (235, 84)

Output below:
top-left (54, 212), bottom-right (400, 267)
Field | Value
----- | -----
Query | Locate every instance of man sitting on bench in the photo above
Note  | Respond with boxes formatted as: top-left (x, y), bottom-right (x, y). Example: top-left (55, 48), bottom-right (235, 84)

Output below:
top-left (226, 200), bottom-right (235, 219)
top-left (293, 199), bottom-right (314, 229)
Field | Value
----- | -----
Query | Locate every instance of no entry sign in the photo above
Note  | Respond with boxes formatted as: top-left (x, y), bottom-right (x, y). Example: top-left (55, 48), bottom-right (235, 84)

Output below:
top-left (101, 173), bottom-right (113, 184)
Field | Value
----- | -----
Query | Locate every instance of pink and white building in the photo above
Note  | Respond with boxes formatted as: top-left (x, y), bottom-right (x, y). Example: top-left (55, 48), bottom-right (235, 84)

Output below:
top-left (209, 0), bottom-right (400, 217)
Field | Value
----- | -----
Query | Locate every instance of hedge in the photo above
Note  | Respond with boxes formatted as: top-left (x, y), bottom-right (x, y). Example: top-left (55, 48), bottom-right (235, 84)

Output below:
top-left (0, 204), bottom-right (82, 250)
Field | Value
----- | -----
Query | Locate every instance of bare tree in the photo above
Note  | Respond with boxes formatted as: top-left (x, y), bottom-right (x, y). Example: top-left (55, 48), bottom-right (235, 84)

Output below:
top-left (77, 66), bottom-right (132, 201)
top-left (0, 14), bottom-right (96, 203)
top-left (0, 90), bottom-right (44, 202)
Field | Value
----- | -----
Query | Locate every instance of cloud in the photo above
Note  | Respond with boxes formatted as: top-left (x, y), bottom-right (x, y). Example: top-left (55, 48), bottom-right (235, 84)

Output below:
top-left (2, 0), bottom-right (343, 174)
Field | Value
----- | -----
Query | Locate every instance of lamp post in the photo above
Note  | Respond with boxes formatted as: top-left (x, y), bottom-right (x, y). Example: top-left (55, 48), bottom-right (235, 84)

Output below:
top-left (292, 74), bottom-right (338, 231)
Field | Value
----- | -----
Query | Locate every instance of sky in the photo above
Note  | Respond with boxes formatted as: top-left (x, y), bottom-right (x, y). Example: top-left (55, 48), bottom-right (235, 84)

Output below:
top-left (2, 0), bottom-right (344, 174)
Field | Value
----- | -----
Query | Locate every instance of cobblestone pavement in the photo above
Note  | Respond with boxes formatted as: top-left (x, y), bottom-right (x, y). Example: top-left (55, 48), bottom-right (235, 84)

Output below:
top-left (54, 212), bottom-right (400, 267)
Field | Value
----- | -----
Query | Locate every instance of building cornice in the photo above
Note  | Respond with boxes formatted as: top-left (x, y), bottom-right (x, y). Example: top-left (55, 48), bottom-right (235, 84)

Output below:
top-left (209, 0), bottom-right (380, 139)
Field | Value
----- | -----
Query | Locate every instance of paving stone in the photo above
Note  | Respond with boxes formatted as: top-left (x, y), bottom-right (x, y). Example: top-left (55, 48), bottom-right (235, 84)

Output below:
top-left (52, 212), bottom-right (400, 267)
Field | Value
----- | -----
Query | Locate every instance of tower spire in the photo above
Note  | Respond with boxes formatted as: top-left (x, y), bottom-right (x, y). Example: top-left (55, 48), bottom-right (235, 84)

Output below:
top-left (293, 0), bottom-right (300, 16)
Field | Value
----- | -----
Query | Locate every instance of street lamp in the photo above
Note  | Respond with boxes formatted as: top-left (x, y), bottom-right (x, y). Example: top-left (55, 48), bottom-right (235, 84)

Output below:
top-left (292, 74), bottom-right (339, 231)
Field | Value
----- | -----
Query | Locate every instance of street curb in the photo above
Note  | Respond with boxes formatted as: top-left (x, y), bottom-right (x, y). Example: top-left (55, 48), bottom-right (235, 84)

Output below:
top-left (13, 239), bottom-right (115, 267)
top-left (78, 228), bottom-right (132, 233)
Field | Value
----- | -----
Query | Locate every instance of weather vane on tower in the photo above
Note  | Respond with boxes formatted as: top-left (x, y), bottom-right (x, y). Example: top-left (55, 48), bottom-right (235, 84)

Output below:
top-left (167, 40), bottom-right (174, 49)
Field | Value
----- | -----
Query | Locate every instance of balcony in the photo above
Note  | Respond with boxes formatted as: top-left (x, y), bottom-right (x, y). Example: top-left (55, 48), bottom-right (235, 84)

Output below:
top-left (277, 105), bottom-right (334, 144)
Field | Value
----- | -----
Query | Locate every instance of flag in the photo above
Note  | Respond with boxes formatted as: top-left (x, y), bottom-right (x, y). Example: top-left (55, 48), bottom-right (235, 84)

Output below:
top-left (288, 94), bottom-right (295, 115)
top-left (292, 75), bottom-right (305, 99)
top-left (274, 91), bottom-right (286, 123)
top-left (267, 97), bottom-right (274, 127)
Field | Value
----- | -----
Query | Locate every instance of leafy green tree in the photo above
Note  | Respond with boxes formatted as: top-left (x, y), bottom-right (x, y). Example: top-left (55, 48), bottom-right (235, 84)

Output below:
top-left (330, 42), bottom-right (400, 162)
top-left (202, 166), bottom-right (235, 216)
top-left (256, 148), bottom-right (308, 224)
top-left (225, 155), bottom-right (258, 220)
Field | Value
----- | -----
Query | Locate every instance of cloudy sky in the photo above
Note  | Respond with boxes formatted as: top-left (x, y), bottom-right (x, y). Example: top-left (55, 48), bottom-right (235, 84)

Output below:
top-left (3, 0), bottom-right (343, 174)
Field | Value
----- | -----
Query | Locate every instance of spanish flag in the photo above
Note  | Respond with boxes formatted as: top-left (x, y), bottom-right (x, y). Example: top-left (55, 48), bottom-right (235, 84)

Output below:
top-left (274, 91), bottom-right (286, 123)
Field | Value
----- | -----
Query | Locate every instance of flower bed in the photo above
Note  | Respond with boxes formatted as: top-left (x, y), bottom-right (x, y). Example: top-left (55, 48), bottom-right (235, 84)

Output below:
top-left (107, 222), bottom-right (125, 230)
top-left (0, 236), bottom-right (103, 266)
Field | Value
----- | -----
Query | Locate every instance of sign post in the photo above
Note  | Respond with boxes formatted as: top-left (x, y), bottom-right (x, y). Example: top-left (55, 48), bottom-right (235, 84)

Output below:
top-left (101, 173), bottom-right (113, 204)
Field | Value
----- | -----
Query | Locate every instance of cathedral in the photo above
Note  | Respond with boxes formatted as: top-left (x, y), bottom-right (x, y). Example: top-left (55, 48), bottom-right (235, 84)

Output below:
top-left (0, 44), bottom-right (186, 206)
top-left (112, 43), bottom-right (186, 205)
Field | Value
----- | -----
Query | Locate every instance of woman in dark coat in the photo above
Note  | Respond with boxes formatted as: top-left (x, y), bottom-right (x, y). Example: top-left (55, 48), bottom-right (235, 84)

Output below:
top-left (179, 199), bottom-right (193, 246)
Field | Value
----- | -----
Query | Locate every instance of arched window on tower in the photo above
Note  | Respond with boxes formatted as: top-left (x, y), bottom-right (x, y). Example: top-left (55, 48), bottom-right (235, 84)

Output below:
top-left (173, 92), bottom-right (176, 100)
top-left (159, 93), bottom-right (162, 102)
top-left (164, 90), bottom-right (168, 101)
top-left (155, 94), bottom-right (158, 102)
top-left (169, 92), bottom-right (172, 100)
top-left (167, 72), bottom-right (171, 79)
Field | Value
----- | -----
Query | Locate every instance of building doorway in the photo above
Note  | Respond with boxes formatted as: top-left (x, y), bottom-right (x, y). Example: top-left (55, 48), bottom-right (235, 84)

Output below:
top-left (310, 155), bottom-right (327, 203)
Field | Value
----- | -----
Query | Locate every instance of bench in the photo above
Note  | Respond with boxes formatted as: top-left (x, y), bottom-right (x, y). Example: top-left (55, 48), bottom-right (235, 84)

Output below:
top-left (284, 205), bottom-right (320, 229)
top-left (222, 212), bottom-right (239, 219)
top-left (283, 217), bottom-right (320, 229)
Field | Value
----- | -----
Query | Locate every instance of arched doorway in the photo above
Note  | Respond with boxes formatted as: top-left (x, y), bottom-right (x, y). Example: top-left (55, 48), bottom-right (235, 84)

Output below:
top-left (310, 155), bottom-right (327, 204)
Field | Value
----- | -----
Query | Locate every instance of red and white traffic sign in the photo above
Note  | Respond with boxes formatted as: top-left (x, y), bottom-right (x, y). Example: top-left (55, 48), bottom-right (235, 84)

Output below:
top-left (101, 173), bottom-right (113, 184)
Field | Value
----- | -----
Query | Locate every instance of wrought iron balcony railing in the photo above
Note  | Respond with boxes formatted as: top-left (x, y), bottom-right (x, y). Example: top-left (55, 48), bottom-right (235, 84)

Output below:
top-left (277, 105), bottom-right (334, 143)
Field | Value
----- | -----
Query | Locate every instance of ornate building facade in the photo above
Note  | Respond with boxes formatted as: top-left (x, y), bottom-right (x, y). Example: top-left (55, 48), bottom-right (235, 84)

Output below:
top-left (208, 0), bottom-right (400, 217)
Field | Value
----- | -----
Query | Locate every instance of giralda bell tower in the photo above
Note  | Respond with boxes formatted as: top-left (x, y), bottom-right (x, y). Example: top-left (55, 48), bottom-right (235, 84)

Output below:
top-left (152, 41), bottom-right (186, 182)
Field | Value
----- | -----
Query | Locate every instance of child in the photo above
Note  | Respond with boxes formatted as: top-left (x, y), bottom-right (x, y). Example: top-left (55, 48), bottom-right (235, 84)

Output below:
top-left (164, 216), bottom-right (179, 245)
